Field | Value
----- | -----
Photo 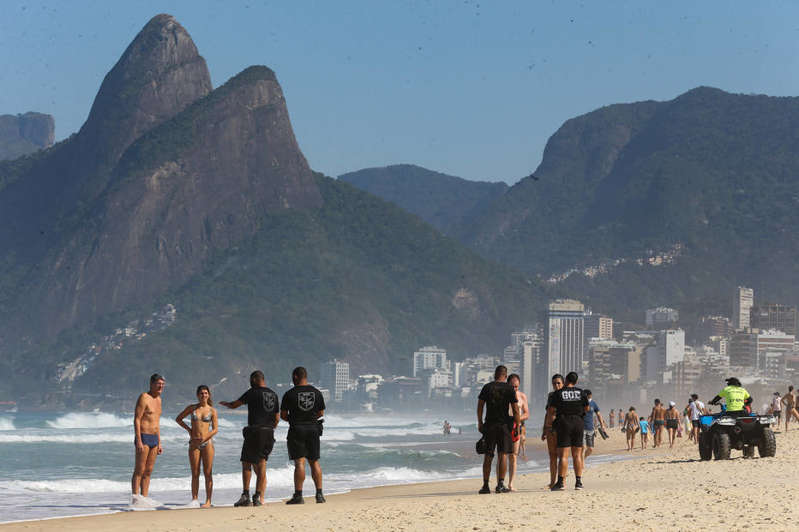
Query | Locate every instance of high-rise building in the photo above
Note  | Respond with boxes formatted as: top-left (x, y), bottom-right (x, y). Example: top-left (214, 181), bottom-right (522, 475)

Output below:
top-left (696, 316), bottom-right (732, 343)
top-left (645, 307), bottom-right (679, 328)
top-left (585, 314), bottom-right (614, 341)
top-left (520, 332), bottom-right (543, 407)
top-left (729, 329), bottom-right (795, 372)
top-left (751, 303), bottom-right (798, 336)
top-left (319, 359), bottom-right (350, 402)
top-left (644, 329), bottom-right (685, 382)
top-left (412, 346), bottom-right (449, 377)
top-left (733, 287), bottom-right (754, 331)
top-left (540, 300), bottom-right (585, 406)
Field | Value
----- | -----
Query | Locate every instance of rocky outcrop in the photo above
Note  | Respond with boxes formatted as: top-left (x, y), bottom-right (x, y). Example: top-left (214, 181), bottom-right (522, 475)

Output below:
top-left (0, 112), bottom-right (54, 160)
top-left (39, 66), bottom-right (322, 334)
top-left (0, 14), bottom-right (211, 262)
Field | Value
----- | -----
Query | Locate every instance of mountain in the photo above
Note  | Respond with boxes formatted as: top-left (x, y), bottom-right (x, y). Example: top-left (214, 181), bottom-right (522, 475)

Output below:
top-left (455, 87), bottom-right (799, 320)
top-left (0, 15), bottom-right (544, 403)
top-left (0, 112), bottom-right (54, 160)
top-left (339, 164), bottom-right (508, 235)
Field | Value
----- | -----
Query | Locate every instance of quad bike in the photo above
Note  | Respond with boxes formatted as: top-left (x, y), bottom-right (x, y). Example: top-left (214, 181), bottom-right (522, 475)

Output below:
top-left (698, 408), bottom-right (777, 460)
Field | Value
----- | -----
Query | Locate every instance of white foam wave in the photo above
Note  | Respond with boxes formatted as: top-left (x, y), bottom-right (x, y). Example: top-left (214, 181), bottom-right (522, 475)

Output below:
top-left (46, 412), bottom-right (130, 429)
top-left (0, 417), bottom-right (15, 431)
top-left (0, 465), bottom-right (483, 496)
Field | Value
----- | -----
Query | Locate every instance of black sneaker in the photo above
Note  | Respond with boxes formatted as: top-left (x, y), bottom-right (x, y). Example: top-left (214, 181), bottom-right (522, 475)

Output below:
top-left (285, 493), bottom-right (305, 505)
top-left (252, 493), bottom-right (263, 506)
top-left (550, 481), bottom-right (565, 491)
top-left (478, 485), bottom-right (491, 494)
top-left (315, 492), bottom-right (326, 503)
top-left (234, 493), bottom-right (252, 507)
top-left (495, 484), bottom-right (510, 494)
top-left (575, 479), bottom-right (584, 490)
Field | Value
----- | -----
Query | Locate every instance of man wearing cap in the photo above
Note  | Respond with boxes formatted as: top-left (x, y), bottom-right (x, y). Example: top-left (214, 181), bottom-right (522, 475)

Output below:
top-left (131, 373), bottom-right (165, 505)
top-left (709, 377), bottom-right (750, 417)
top-left (689, 394), bottom-right (705, 443)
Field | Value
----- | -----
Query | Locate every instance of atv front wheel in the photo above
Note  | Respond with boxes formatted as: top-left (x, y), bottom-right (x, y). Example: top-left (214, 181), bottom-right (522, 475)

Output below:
top-left (713, 432), bottom-right (731, 460)
top-left (758, 428), bottom-right (777, 458)
top-left (698, 432), bottom-right (712, 461)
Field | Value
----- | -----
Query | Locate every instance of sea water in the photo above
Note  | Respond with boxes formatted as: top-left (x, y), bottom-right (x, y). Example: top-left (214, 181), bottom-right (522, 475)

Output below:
top-left (0, 410), bottom-right (619, 523)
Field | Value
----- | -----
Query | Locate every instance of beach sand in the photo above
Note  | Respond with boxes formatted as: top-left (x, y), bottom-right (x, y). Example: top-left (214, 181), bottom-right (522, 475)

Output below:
top-left (4, 427), bottom-right (799, 531)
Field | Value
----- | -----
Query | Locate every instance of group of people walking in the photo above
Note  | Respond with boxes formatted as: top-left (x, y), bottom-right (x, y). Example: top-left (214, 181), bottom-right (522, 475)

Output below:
top-left (131, 367), bottom-right (326, 508)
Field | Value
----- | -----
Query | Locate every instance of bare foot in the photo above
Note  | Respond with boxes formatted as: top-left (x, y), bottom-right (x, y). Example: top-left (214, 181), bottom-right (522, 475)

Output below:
top-left (201, 501), bottom-right (212, 508)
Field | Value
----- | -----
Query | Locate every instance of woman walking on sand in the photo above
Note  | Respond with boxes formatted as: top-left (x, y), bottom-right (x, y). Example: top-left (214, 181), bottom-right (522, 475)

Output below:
top-left (624, 407), bottom-right (638, 451)
top-left (176, 385), bottom-right (219, 508)
top-left (541, 374), bottom-right (564, 488)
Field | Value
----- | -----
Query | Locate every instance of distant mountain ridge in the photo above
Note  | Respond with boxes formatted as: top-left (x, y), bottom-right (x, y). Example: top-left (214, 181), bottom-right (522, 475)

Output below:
top-left (339, 164), bottom-right (507, 234)
top-left (0, 15), bottom-right (544, 403)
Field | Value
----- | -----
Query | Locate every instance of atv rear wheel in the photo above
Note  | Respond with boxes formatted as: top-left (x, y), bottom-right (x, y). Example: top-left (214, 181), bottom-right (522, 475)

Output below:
top-left (698, 432), bottom-right (712, 461)
top-left (713, 432), bottom-right (731, 460)
top-left (758, 428), bottom-right (777, 458)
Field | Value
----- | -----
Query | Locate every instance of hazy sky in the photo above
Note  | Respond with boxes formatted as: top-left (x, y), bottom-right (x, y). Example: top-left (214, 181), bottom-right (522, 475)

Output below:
top-left (2, 1), bottom-right (799, 183)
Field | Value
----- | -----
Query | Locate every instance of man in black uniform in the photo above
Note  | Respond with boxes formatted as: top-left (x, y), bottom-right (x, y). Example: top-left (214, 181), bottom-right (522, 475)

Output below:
top-left (220, 370), bottom-right (280, 507)
top-left (544, 371), bottom-right (589, 491)
top-left (477, 365), bottom-right (521, 494)
top-left (281, 366), bottom-right (326, 504)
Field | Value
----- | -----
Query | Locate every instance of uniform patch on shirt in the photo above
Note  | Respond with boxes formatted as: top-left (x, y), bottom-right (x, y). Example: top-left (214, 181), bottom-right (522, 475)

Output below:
top-left (298, 391), bottom-right (315, 411)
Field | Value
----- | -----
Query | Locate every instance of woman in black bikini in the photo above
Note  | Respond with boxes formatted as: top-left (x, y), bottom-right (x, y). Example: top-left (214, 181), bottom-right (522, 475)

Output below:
top-left (176, 385), bottom-right (219, 507)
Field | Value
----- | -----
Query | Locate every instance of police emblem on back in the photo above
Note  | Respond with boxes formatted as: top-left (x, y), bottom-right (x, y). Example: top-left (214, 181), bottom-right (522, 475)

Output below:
top-left (298, 391), bottom-right (315, 411)
top-left (262, 391), bottom-right (276, 411)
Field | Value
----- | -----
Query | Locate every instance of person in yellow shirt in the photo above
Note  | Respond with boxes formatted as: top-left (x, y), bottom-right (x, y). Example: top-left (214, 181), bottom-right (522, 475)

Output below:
top-left (709, 377), bottom-right (750, 416)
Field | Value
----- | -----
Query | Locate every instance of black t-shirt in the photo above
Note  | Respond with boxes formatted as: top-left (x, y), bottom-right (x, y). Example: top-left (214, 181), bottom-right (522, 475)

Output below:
top-left (550, 386), bottom-right (589, 417)
top-left (478, 381), bottom-right (518, 425)
top-left (238, 386), bottom-right (279, 427)
top-left (281, 384), bottom-right (326, 425)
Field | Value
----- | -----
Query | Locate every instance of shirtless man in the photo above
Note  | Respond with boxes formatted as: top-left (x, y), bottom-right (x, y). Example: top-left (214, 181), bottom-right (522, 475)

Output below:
top-left (132, 374), bottom-right (165, 503)
top-left (664, 401), bottom-right (681, 448)
top-left (782, 386), bottom-right (799, 431)
top-left (648, 399), bottom-right (666, 448)
top-left (506, 374), bottom-right (529, 492)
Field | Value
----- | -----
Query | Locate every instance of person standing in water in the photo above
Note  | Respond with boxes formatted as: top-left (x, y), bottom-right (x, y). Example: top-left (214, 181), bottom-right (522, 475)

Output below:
top-left (132, 374), bottom-right (165, 505)
top-left (281, 366), bottom-right (327, 504)
top-left (176, 385), bottom-right (219, 508)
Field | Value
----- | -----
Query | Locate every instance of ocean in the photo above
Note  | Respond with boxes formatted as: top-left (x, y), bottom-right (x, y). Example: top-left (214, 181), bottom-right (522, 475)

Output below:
top-left (0, 409), bottom-right (620, 523)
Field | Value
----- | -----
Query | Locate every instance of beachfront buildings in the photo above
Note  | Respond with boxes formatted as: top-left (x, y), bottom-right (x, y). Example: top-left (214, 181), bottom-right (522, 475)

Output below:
top-left (412, 346), bottom-right (449, 377)
top-left (645, 307), bottom-right (679, 329)
top-left (733, 286), bottom-right (754, 331)
top-left (728, 329), bottom-right (795, 372)
top-left (538, 299), bottom-right (585, 406)
top-left (320, 358), bottom-right (350, 402)
top-left (751, 302), bottom-right (799, 336)
top-left (585, 314), bottom-right (614, 341)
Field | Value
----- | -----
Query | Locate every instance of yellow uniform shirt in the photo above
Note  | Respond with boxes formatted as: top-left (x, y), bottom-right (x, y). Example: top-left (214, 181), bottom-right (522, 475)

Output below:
top-left (719, 385), bottom-right (750, 412)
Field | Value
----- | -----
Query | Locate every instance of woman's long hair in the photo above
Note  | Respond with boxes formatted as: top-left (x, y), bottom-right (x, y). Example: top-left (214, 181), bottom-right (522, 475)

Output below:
top-left (196, 384), bottom-right (212, 406)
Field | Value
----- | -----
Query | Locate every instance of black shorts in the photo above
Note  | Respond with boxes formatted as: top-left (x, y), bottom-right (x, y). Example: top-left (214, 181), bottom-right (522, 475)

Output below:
top-left (287, 423), bottom-right (322, 461)
top-left (482, 422), bottom-right (512, 456)
top-left (691, 420), bottom-right (701, 428)
top-left (774, 411), bottom-right (782, 420)
top-left (241, 425), bottom-right (275, 463)
top-left (556, 415), bottom-right (584, 448)
top-left (666, 419), bottom-right (678, 430)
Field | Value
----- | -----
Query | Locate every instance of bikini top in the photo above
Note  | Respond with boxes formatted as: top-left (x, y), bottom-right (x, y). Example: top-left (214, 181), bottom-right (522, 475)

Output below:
top-left (191, 410), bottom-right (213, 423)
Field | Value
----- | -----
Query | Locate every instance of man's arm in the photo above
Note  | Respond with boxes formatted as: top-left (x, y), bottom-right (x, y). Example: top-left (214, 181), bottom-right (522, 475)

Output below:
top-left (512, 402), bottom-right (521, 427)
top-left (133, 394), bottom-right (146, 451)
top-left (596, 411), bottom-right (606, 430)
top-left (273, 412), bottom-right (280, 427)
top-left (219, 399), bottom-right (244, 409)
top-left (519, 393), bottom-right (530, 422)
top-left (316, 409), bottom-right (325, 419)
top-left (477, 399), bottom-right (485, 433)
top-left (280, 409), bottom-right (289, 422)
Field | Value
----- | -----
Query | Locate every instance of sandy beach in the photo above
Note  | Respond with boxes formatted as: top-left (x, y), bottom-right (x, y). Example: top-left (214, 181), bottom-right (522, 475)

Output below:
top-left (4, 427), bottom-right (799, 531)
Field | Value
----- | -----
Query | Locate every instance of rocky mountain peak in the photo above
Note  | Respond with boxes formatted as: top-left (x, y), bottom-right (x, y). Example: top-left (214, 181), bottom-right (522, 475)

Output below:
top-left (78, 13), bottom-right (212, 168)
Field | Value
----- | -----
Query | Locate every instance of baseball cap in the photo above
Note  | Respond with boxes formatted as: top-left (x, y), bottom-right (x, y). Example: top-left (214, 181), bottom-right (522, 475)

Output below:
top-left (669, 401), bottom-right (676, 407)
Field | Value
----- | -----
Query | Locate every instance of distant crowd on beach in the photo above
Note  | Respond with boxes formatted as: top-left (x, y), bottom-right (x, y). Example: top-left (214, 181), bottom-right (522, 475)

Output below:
top-left (131, 367), bottom-right (326, 509)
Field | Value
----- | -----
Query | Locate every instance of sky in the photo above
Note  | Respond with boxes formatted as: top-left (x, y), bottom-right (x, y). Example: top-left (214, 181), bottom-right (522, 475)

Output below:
top-left (2, 1), bottom-right (799, 183)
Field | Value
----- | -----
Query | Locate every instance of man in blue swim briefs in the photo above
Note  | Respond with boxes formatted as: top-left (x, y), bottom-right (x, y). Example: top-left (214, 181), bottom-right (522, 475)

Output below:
top-left (132, 373), bottom-right (165, 503)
